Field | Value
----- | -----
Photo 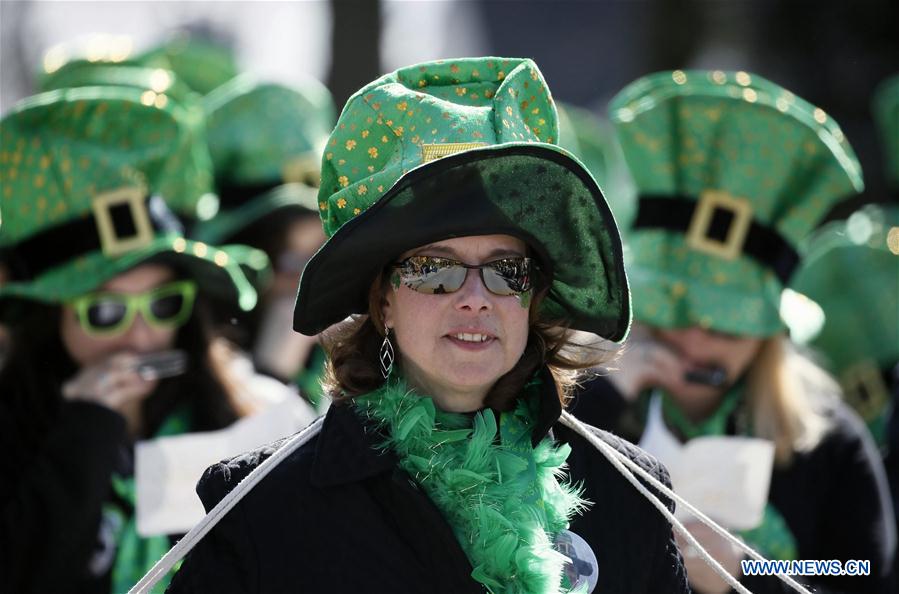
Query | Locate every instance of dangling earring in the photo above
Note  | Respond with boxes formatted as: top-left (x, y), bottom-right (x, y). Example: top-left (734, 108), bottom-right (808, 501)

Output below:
top-left (379, 324), bottom-right (395, 379)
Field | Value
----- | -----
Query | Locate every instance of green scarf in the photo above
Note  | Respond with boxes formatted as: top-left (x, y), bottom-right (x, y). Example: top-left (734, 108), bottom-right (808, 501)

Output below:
top-left (355, 378), bottom-right (588, 594)
top-left (659, 383), bottom-right (745, 440)
top-left (657, 383), bottom-right (798, 561)
top-left (106, 406), bottom-right (190, 593)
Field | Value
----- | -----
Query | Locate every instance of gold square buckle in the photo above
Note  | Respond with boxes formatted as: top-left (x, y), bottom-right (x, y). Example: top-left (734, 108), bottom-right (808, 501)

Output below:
top-left (91, 186), bottom-right (154, 257)
top-left (842, 361), bottom-right (889, 423)
top-left (685, 190), bottom-right (752, 260)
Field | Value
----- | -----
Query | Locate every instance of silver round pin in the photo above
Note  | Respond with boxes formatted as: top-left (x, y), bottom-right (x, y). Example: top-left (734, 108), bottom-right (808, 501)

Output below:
top-left (554, 529), bottom-right (598, 593)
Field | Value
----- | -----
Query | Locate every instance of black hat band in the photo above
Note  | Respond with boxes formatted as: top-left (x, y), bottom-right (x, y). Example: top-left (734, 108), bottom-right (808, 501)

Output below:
top-left (633, 194), bottom-right (800, 284)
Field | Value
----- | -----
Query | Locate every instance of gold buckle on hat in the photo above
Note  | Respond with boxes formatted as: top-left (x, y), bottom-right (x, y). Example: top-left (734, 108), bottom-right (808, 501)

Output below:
top-left (92, 186), bottom-right (154, 257)
top-left (842, 361), bottom-right (889, 423)
top-left (686, 190), bottom-right (752, 260)
top-left (421, 142), bottom-right (487, 163)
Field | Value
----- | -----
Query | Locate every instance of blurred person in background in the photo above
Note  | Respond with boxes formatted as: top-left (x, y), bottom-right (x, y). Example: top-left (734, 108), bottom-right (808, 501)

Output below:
top-left (165, 57), bottom-right (689, 594)
top-left (0, 86), bottom-right (315, 594)
top-left (789, 203), bottom-right (899, 541)
top-left (785, 72), bottom-right (899, 562)
top-left (787, 72), bottom-right (899, 536)
top-left (573, 70), bottom-right (895, 593)
top-left (192, 76), bottom-right (336, 410)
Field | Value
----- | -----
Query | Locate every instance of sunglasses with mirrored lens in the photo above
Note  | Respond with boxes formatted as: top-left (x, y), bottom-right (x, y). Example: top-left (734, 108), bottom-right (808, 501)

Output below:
top-left (71, 280), bottom-right (197, 337)
top-left (391, 256), bottom-right (534, 296)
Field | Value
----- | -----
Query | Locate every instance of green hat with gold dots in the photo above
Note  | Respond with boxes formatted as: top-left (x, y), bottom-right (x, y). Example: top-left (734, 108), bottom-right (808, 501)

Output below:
top-left (610, 70), bottom-right (864, 336)
top-left (192, 75), bottom-right (336, 245)
top-left (36, 58), bottom-right (217, 223)
top-left (788, 204), bottom-right (899, 442)
top-left (0, 86), bottom-right (266, 319)
top-left (873, 74), bottom-right (899, 191)
top-left (293, 57), bottom-right (631, 341)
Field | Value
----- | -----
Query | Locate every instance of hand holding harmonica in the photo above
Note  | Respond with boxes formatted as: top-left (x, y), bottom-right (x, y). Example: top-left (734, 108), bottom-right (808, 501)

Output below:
top-left (62, 349), bottom-right (187, 413)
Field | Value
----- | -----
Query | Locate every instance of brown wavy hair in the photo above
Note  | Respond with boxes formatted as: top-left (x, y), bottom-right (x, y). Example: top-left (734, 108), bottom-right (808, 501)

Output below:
top-left (321, 268), bottom-right (615, 411)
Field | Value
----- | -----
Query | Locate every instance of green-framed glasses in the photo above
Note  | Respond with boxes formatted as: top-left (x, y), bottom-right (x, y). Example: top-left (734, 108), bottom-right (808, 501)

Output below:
top-left (70, 280), bottom-right (197, 337)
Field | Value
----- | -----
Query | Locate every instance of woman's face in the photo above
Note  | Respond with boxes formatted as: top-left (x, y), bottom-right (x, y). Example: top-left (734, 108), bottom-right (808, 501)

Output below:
top-left (383, 234), bottom-right (531, 412)
top-left (60, 264), bottom-right (179, 368)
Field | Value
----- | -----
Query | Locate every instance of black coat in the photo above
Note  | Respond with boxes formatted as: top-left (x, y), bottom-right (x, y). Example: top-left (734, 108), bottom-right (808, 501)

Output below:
top-left (0, 400), bottom-right (130, 594)
top-left (168, 378), bottom-right (690, 594)
top-left (573, 376), bottom-right (897, 594)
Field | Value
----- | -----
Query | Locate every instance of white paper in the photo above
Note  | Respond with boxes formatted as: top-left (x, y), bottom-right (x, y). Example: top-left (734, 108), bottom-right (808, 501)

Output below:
top-left (135, 397), bottom-right (317, 536)
top-left (639, 395), bottom-right (775, 531)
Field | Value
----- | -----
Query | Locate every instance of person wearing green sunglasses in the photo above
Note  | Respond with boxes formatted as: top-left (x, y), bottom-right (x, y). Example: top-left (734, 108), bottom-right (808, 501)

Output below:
top-left (0, 88), bottom-right (317, 594)
top-left (69, 279), bottom-right (197, 338)
top-left (58, 267), bottom-right (197, 420)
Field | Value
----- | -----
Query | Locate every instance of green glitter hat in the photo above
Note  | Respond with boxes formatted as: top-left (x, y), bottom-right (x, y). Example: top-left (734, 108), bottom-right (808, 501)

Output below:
top-left (36, 62), bottom-right (216, 222)
top-left (293, 57), bottom-right (630, 341)
top-left (0, 87), bottom-right (264, 318)
top-left (610, 70), bottom-right (863, 336)
top-left (788, 205), bottom-right (899, 435)
top-left (192, 76), bottom-right (335, 244)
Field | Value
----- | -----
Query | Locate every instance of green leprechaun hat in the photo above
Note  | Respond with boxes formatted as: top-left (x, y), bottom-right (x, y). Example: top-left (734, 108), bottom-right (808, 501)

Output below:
top-left (134, 30), bottom-right (239, 96)
top-left (789, 205), bottom-right (899, 441)
top-left (37, 64), bottom-right (218, 223)
top-left (293, 57), bottom-right (630, 341)
top-left (37, 55), bottom-right (221, 224)
top-left (0, 86), bottom-right (265, 318)
top-left (610, 70), bottom-right (864, 336)
top-left (192, 75), bottom-right (336, 245)
top-left (873, 74), bottom-right (899, 192)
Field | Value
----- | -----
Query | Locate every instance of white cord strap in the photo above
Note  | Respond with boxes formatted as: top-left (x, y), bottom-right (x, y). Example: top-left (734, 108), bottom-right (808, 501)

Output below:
top-left (128, 415), bottom-right (325, 594)
top-left (559, 411), bottom-right (812, 594)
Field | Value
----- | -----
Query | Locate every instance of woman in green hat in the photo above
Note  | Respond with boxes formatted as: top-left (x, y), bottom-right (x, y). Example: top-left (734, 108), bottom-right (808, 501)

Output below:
top-left (163, 58), bottom-right (690, 594)
top-left (193, 75), bottom-right (336, 409)
top-left (0, 86), bottom-right (315, 594)
top-left (575, 70), bottom-right (895, 593)
top-left (790, 205), bottom-right (899, 452)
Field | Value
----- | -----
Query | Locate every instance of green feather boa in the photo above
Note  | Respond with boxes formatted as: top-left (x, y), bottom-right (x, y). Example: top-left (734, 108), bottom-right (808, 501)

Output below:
top-left (355, 378), bottom-right (589, 593)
